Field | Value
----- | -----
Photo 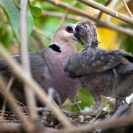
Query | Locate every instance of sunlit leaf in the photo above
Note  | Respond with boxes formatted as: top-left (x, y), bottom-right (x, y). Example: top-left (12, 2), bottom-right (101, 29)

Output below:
top-left (28, 0), bottom-right (42, 17)
top-left (75, 88), bottom-right (94, 110)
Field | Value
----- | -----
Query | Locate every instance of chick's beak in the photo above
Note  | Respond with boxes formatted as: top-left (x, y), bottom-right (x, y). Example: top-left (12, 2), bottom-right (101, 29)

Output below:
top-left (73, 25), bottom-right (85, 45)
top-left (74, 33), bottom-right (84, 45)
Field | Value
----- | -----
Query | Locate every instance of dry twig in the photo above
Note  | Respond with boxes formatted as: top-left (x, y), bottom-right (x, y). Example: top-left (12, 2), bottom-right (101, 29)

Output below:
top-left (77, 0), bottom-right (133, 24)
top-left (45, 0), bottom-right (133, 37)
top-left (122, 0), bottom-right (133, 18)
top-left (33, 26), bottom-right (51, 40)
top-left (97, 0), bottom-right (112, 19)
top-left (0, 76), bottom-right (34, 132)
top-left (19, 0), bottom-right (37, 119)
top-left (1, 77), bottom-right (14, 121)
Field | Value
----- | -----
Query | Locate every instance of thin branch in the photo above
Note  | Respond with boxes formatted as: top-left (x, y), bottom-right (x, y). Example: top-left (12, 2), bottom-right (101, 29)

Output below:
top-left (122, 0), bottom-right (133, 18)
top-left (32, 31), bottom-right (45, 49)
top-left (19, 0), bottom-right (37, 119)
top-left (77, 0), bottom-right (133, 25)
top-left (105, 0), bottom-right (118, 22)
top-left (59, 0), bottom-right (78, 25)
top-left (97, 0), bottom-right (111, 19)
top-left (33, 26), bottom-right (51, 40)
top-left (13, 0), bottom-right (21, 10)
top-left (115, 0), bottom-right (130, 11)
top-left (45, 0), bottom-right (133, 37)
top-left (42, 11), bottom-right (83, 21)
top-left (92, 97), bottom-right (112, 122)
top-left (0, 43), bottom-right (71, 127)
top-left (62, 101), bottom-right (81, 108)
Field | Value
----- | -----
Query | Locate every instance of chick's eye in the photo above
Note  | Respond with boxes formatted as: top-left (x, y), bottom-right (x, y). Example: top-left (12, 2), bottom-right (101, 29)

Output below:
top-left (65, 26), bottom-right (73, 33)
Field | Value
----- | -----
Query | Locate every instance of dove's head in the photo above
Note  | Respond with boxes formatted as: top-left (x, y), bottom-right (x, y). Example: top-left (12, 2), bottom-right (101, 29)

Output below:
top-left (74, 21), bottom-right (98, 51)
top-left (50, 24), bottom-right (80, 53)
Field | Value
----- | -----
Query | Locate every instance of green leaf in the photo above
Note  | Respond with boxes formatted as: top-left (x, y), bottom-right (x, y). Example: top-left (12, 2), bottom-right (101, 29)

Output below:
top-left (120, 37), bottom-right (133, 54)
top-left (75, 88), bottom-right (94, 110)
top-left (28, 0), bottom-right (42, 17)
top-left (0, 0), bottom-right (34, 40)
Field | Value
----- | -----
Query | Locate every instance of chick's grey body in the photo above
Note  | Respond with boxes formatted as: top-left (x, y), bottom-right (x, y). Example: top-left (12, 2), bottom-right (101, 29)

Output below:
top-left (0, 24), bottom-right (79, 109)
top-left (77, 50), bottom-right (133, 108)
top-left (64, 21), bottom-right (133, 111)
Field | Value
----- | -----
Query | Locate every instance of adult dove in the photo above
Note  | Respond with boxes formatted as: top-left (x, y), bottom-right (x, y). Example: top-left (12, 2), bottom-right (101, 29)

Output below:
top-left (0, 23), bottom-right (82, 109)
top-left (64, 21), bottom-right (133, 113)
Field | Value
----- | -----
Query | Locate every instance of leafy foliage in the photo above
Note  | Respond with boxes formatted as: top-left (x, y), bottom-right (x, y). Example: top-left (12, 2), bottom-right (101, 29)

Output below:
top-left (28, 0), bottom-right (42, 17)
top-left (0, 0), bottom-right (34, 40)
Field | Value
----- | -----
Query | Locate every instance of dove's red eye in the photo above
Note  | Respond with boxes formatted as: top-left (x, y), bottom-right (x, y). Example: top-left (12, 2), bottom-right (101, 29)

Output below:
top-left (65, 26), bottom-right (73, 33)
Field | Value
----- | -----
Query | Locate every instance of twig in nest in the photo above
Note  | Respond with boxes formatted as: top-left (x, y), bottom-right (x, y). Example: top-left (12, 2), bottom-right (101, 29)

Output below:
top-left (1, 77), bottom-right (14, 121)
top-left (92, 97), bottom-right (112, 122)
top-left (0, 75), bottom-right (34, 132)
top-left (72, 100), bottom-right (82, 112)
top-left (62, 101), bottom-right (81, 108)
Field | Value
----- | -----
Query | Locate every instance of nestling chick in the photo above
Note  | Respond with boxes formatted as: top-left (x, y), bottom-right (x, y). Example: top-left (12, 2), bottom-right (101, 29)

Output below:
top-left (64, 20), bottom-right (133, 113)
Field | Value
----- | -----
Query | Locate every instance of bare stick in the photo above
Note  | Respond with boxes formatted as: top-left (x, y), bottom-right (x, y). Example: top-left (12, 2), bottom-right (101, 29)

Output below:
top-left (115, 0), bottom-right (130, 11)
top-left (77, 0), bottom-right (133, 24)
top-left (59, 0), bottom-right (78, 25)
top-left (62, 101), bottom-right (81, 108)
top-left (105, 0), bottom-right (118, 22)
top-left (42, 11), bottom-right (83, 21)
top-left (33, 26), bottom-right (51, 40)
top-left (32, 31), bottom-right (45, 49)
top-left (0, 43), bottom-right (71, 127)
top-left (93, 97), bottom-right (112, 122)
top-left (122, 0), bottom-right (133, 18)
top-left (0, 76), bottom-right (34, 132)
top-left (19, 0), bottom-right (37, 119)
top-left (97, 0), bottom-right (111, 19)
top-left (13, 0), bottom-right (21, 10)
top-left (45, 0), bottom-right (133, 37)
top-left (1, 77), bottom-right (14, 121)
